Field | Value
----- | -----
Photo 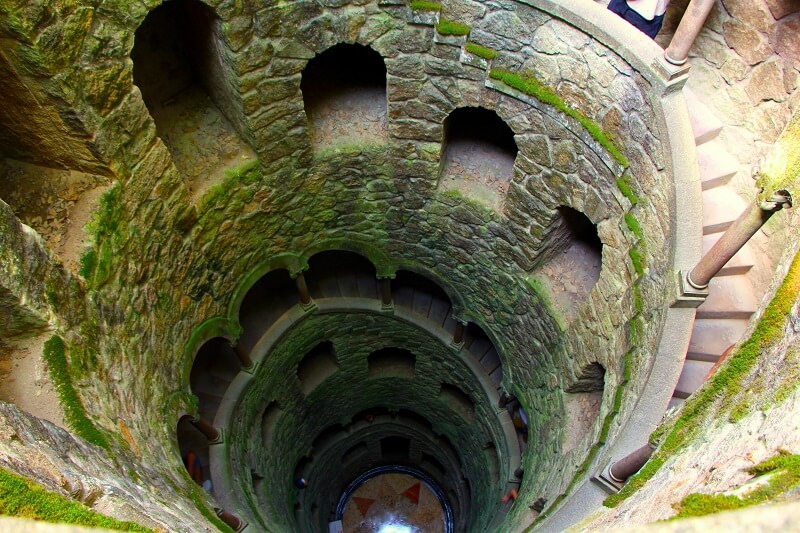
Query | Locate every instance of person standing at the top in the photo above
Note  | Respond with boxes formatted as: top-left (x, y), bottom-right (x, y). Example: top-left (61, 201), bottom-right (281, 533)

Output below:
top-left (607, 0), bottom-right (671, 39)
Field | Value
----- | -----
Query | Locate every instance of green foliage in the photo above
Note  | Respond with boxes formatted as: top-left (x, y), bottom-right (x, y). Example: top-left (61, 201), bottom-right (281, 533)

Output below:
top-left (436, 19), bottom-right (470, 36)
top-left (42, 336), bottom-right (109, 449)
top-left (410, 0), bottom-right (441, 11)
top-left (606, 252), bottom-right (800, 507)
top-left (489, 69), bottom-right (628, 168)
top-left (0, 467), bottom-right (149, 531)
top-left (674, 452), bottom-right (800, 518)
top-left (465, 42), bottom-right (498, 60)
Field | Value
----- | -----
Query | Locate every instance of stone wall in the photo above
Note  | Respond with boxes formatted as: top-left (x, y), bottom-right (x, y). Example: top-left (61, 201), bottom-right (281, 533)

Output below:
top-left (0, 0), bottom-right (684, 530)
top-left (228, 309), bottom-right (505, 529)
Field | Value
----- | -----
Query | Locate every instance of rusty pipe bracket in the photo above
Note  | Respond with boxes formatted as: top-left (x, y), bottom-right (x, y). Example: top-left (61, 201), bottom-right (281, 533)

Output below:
top-left (761, 189), bottom-right (793, 211)
top-left (592, 462), bottom-right (624, 494)
top-left (672, 269), bottom-right (709, 308)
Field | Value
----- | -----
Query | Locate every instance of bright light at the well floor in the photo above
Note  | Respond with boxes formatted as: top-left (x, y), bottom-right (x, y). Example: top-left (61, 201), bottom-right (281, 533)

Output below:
top-left (378, 524), bottom-right (414, 533)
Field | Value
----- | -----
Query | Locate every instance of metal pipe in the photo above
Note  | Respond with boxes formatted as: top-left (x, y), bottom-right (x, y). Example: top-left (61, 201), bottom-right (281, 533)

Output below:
top-left (295, 272), bottom-right (311, 305)
top-left (687, 191), bottom-right (792, 289)
top-left (609, 443), bottom-right (654, 483)
top-left (664, 0), bottom-right (716, 65)
top-left (190, 417), bottom-right (220, 443)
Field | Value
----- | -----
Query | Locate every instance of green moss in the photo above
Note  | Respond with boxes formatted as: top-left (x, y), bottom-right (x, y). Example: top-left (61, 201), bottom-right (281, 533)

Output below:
top-left (86, 184), bottom-right (123, 238)
top-left (616, 175), bottom-right (639, 205)
top-left (436, 19), bottom-right (470, 36)
top-left (0, 467), bottom-right (150, 531)
top-left (674, 452), bottom-right (800, 518)
top-left (184, 479), bottom-right (235, 533)
top-left (489, 69), bottom-right (628, 168)
top-left (606, 251), bottom-right (800, 507)
top-left (628, 247), bottom-right (645, 277)
top-left (755, 111), bottom-right (800, 201)
top-left (624, 212), bottom-right (643, 240)
top-left (772, 348), bottom-right (800, 404)
top-left (409, 0), bottom-right (441, 11)
top-left (42, 336), bottom-right (109, 449)
top-left (525, 276), bottom-right (566, 331)
top-left (465, 42), bottom-right (498, 60)
top-left (200, 159), bottom-right (262, 212)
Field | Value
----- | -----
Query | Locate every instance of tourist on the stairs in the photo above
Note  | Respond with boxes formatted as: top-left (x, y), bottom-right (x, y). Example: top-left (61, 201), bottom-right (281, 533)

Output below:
top-left (606, 0), bottom-right (670, 39)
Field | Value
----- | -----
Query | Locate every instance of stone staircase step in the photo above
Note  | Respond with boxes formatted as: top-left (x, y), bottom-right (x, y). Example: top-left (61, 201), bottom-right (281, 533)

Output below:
top-left (412, 289), bottom-right (434, 317)
top-left (695, 276), bottom-right (758, 319)
top-left (702, 234), bottom-right (754, 276)
top-left (697, 142), bottom-right (739, 191)
top-left (480, 347), bottom-right (501, 374)
top-left (356, 274), bottom-right (378, 300)
top-left (393, 285), bottom-right (414, 309)
top-left (318, 273), bottom-right (342, 298)
top-left (702, 188), bottom-right (748, 235)
top-left (337, 270), bottom-right (359, 297)
top-left (684, 87), bottom-right (723, 145)
top-left (687, 317), bottom-right (749, 361)
top-left (428, 296), bottom-right (451, 327)
top-left (674, 359), bottom-right (716, 398)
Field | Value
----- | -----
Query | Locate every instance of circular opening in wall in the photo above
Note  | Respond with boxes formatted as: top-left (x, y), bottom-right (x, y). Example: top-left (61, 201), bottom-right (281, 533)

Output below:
top-left (336, 466), bottom-right (454, 533)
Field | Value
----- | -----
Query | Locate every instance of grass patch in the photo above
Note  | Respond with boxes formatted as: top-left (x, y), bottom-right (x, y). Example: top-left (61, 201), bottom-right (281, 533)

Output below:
top-left (465, 42), bottom-right (498, 60)
top-left (0, 467), bottom-right (150, 531)
top-left (42, 336), bottom-right (109, 449)
top-left (489, 69), bottom-right (628, 168)
top-left (410, 0), bottom-right (441, 10)
top-left (606, 251), bottom-right (800, 507)
top-left (673, 452), bottom-right (800, 518)
top-left (436, 18), bottom-right (470, 36)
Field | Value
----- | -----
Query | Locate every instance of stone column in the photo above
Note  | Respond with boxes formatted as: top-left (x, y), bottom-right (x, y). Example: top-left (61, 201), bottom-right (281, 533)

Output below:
top-left (609, 443), bottom-right (654, 483)
top-left (664, 0), bottom-right (716, 65)
top-left (452, 321), bottom-right (465, 346)
top-left (231, 343), bottom-right (253, 368)
top-left (294, 272), bottom-right (312, 306)
top-left (216, 509), bottom-right (245, 531)
top-left (687, 191), bottom-right (792, 289)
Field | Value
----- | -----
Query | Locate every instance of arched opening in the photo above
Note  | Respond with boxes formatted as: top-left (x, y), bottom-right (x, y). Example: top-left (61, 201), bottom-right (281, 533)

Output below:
top-left (176, 415), bottom-right (211, 491)
top-left (563, 362), bottom-right (605, 453)
top-left (380, 436), bottom-right (411, 460)
top-left (131, 0), bottom-right (255, 199)
top-left (189, 337), bottom-right (242, 423)
top-left (368, 347), bottom-right (417, 378)
top-left (438, 106), bottom-right (518, 211)
top-left (392, 270), bottom-right (457, 333)
top-left (537, 206), bottom-right (603, 323)
top-left (238, 268), bottom-right (298, 352)
top-left (305, 249), bottom-right (379, 300)
top-left (297, 341), bottom-right (339, 395)
top-left (301, 43), bottom-right (388, 149)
